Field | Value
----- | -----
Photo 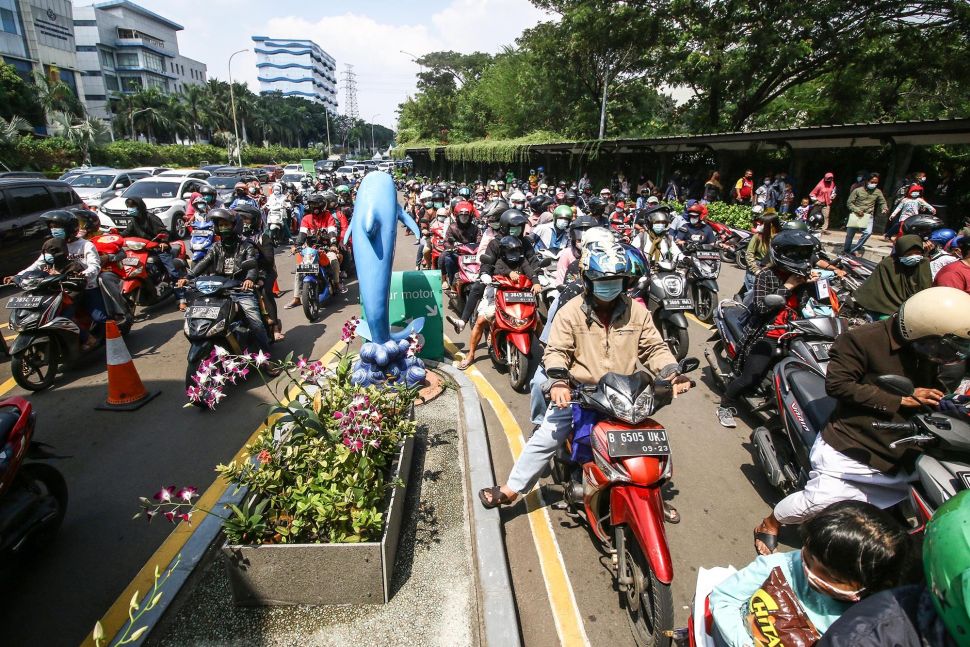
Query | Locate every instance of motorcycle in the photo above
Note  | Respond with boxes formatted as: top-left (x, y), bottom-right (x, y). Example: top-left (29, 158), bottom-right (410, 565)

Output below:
top-left (446, 243), bottom-right (480, 316)
top-left (486, 274), bottom-right (538, 393)
top-left (707, 221), bottom-right (751, 267)
top-left (630, 260), bottom-right (691, 361)
top-left (91, 233), bottom-right (136, 335)
top-left (295, 241), bottom-right (334, 323)
top-left (0, 396), bottom-right (68, 563)
top-left (188, 220), bottom-right (215, 265)
top-left (533, 248), bottom-right (562, 325)
top-left (681, 243), bottom-right (720, 323)
top-left (266, 202), bottom-right (290, 247)
top-left (120, 236), bottom-right (187, 316)
top-left (546, 357), bottom-right (700, 647)
top-left (7, 272), bottom-right (96, 391)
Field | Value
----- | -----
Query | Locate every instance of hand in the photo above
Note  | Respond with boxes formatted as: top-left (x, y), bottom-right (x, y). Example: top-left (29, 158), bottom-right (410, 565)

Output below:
top-left (531, 283), bottom-right (543, 294)
top-left (784, 275), bottom-right (807, 289)
top-left (835, 268), bottom-right (847, 279)
top-left (901, 388), bottom-right (945, 408)
top-left (241, 279), bottom-right (254, 291)
top-left (509, 271), bottom-right (520, 281)
top-left (158, 242), bottom-right (169, 251)
top-left (176, 278), bottom-right (188, 288)
top-left (551, 383), bottom-right (571, 408)
top-left (2, 276), bottom-right (12, 285)
top-left (672, 374), bottom-right (692, 396)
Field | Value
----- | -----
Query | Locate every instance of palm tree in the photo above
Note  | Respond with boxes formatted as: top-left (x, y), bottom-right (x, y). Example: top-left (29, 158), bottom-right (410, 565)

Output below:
top-left (131, 88), bottom-right (171, 143)
top-left (49, 112), bottom-right (111, 164)
top-left (181, 84), bottom-right (212, 143)
top-left (0, 115), bottom-right (31, 146)
top-left (33, 70), bottom-right (83, 119)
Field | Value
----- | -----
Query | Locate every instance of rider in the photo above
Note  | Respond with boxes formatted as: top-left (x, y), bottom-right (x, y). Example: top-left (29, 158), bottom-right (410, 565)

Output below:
top-left (199, 185), bottom-right (221, 210)
top-left (675, 203), bottom-right (717, 247)
top-left (585, 196), bottom-right (607, 226)
top-left (532, 204), bottom-right (573, 253)
top-left (229, 182), bottom-right (258, 210)
top-left (752, 286), bottom-right (970, 555)
top-left (632, 206), bottom-right (683, 267)
top-left (478, 237), bottom-right (692, 508)
top-left (928, 227), bottom-right (960, 279)
top-left (554, 215), bottom-right (598, 286)
top-left (740, 211), bottom-right (781, 297)
top-left (441, 201), bottom-right (481, 291)
top-left (853, 235), bottom-right (932, 321)
top-left (285, 194), bottom-right (345, 309)
top-left (177, 209), bottom-right (272, 356)
top-left (235, 204), bottom-right (284, 343)
top-left (716, 230), bottom-right (819, 428)
top-left (121, 197), bottom-right (186, 310)
top-left (426, 206), bottom-right (451, 271)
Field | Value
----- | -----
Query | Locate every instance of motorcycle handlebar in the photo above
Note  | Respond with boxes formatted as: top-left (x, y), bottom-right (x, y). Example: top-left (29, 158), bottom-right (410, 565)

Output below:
top-left (871, 421), bottom-right (914, 432)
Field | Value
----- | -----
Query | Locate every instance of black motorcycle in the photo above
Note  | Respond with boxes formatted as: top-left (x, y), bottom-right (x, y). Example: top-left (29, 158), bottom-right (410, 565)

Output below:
top-left (681, 243), bottom-right (720, 323)
top-left (630, 259), bottom-right (691, 360)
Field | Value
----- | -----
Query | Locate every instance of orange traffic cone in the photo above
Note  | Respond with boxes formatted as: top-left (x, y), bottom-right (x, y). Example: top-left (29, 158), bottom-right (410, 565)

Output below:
top-left (273, 278), bottom-right (282, 298)
top-left (96, 320), bottom-right (160, 411)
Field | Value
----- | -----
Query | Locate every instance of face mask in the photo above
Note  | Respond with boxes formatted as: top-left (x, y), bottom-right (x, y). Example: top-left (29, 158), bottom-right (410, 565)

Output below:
top-left (591, 278), bottom-right (624, 301)
top-left (126, 207), bottom-right (138, 217)
top-left (195, 204), bottom-right (207, 213)
top-left (856, 176), bottom-right (863, 182)
top-left (802, 556), bottom-right (864, 602)
top-left (489, 221), bottom-right (501, 230)
top-left (218, 226), bottom-right (236, 239)
top-left (899, 254), bottom-right (923, 266)
top-left (50, 227), bottom-right (66, 239)
top-left (509, 226), bottom-right (523, 237)
top-left (764, 180), bottom-right (771, 186)
top-left (755, 224), bottom-right (764, 233)
top-left (824, 179), bottom-right (832, 184)
top-left (424, 202), bottom-right (433, 209)
top-left (911, 192), bottom-right (921, 198)
top-left (689, 217), bottom-right (700, 225)
top-left (242, 222), bottom-right (255, 235)
top-left (866, 183), bottom-right (877, 190)
top-left (652, 224), bottom-right (667, 234)
top-left (437, 215), bottom-right (446, 222)
top-left (43, 253), bottom-right (56, 264)
top-left (554, 218), bottom-right (569, 231)
top-left (204, 195), bottom-right (215, 204)
top-left (433, 202), bottom-right (444, 209)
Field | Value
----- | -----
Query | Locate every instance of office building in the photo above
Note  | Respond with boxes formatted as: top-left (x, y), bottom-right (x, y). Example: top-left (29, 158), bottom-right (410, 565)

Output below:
top-left (73, 0), bottom-right (206, 122)
top-left (252, 36), bottom-right (337, 111)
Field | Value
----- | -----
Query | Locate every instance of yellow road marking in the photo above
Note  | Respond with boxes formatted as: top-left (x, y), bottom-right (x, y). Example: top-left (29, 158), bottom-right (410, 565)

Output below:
top-left (3, 334), bottom-right (15, 341)
top-left (445, 337), bottom-right (590, 647)
top-left (0, 377), bottom-right (16, 398)
top-left (81, 339), bottom-right (346, 647)
top-left (0, 322), bottom-right (7, 330)
top-left (685, 312), bottom-right (715, 331)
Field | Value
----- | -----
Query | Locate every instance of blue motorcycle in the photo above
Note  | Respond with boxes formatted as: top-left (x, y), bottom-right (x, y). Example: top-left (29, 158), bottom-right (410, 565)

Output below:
top-left (189, 219), bottom-right (215, 264)
top-left (296, 243), bottom-right (333, 322)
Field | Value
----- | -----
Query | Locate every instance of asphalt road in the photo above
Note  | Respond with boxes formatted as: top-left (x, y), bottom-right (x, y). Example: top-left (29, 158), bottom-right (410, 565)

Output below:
top-left (0, 242), bottom-right (361, 647)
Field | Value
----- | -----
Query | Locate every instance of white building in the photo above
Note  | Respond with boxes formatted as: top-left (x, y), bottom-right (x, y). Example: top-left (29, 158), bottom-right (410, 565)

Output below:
top-left (73, 0), bottom-right (206, 122)
top-left (252, 36), bottom-right (337, 111)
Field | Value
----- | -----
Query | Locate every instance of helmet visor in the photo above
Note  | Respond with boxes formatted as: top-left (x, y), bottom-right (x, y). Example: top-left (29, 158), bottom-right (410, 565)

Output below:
top-left (912, 335), bottom-right (970, 364)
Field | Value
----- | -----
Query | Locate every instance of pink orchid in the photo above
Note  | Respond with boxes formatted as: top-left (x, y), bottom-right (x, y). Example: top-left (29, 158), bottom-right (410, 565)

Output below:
top-left (163, 510), bottom-right (176, 523)
top-left (177, 486), bottom-right (198, 502)
top-left (154, 486), bottom-right (175, 502)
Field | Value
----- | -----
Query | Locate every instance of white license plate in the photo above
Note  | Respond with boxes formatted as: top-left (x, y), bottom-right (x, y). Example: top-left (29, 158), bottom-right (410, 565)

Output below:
top-left (694, 251), bottom-right (720, 260)
top-left (461, 255), bottom-right (477, 263)
top-left (6, 295), bottom-right (43, 309)
top-left (663, 298), bottom-right (693, 310)
top-left (189, 306), bottom-right (221, 319)
top-left (504, 291), bottom-right (536, 304)
top-left (121, 257), bottom-right (140, 266)
top-left (605, 428), bottom-right (670, 458)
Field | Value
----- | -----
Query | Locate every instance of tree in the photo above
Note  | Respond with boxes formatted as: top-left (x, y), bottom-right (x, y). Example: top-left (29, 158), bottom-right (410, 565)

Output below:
top-left (33, 69), bottom-right (83, 120)
top-left (0, 116), bottom-right (31, 147)
top-left (0, 63), bottom-right (43, 126)
top-left (49, 112), bottom-right (111, 164)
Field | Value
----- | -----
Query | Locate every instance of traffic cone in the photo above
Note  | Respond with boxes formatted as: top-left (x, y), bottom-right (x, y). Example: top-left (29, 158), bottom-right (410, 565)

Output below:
top-left (95, 320), bottom-right (160, 411)
top-left (273, 277), bottom-right (282, 297)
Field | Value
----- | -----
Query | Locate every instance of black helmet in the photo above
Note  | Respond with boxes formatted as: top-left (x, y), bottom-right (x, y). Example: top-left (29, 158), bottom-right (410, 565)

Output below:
top-left (528, 196), bottom-right (546, 214)
top-left (73, 208), bottom-right (100, 234)
top-left (41, 209), bottom-right (79, 239)
top-left (569, 215), bottom-right (598, 243)
top-left (769, 230), bottom-right (816, 276)
top-left (498, 235), bottom-right (524, 265)
top-left (321, 190), bottom-right (338, 205)
top-left (458, 187), bottom-right (471, 199)
top-left (431, 191), bottom-right (445, 204)
top-left (781, 219), bottom-right (808, 231)
top-left (306, 193), bottom-right (325, 208)
top-left (647, 207), bottom-right (671, 226)
top-left (564, 191), bottom-right (577, 206)
top-left (586, 197), bottom-right (606, 217)
top-left (499, 208), bottom-right (528, 236)
top-left (902, 215), bottom-right (944, 241)
top-left (234, 203), bottom-right (262, 229)
top-left (207, 208), bottom-right (237, 227)
top-left (199, 185), bottom-right (217, 198)
top-left (481, 198), bottom-right (509, 223)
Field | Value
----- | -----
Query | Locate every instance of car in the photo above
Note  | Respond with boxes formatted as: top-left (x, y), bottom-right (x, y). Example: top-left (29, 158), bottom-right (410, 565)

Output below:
top-left (0, 179), bottom-right (84, 279)
top-left (0, 171), bottom-right (46, 179)
top-left (333, 165), bottom-right (354, 179)
top-left (159, 169), bottom-right (212, 180)
top-left (262, 165), bottom-right (283, 181)
top-left (282, 164), bottom-right (302, 174)
top-left (57, 166), bottom-right (112, 182)
top-left (206, 174), bottom-right (247, 204)
top-left (352, 164), bottom-right (368, 178)
top-left (377, 161), bottom-right (394, 173)
top-left (314, 160), bottom-right (342, 174)
top-left (69, 169), bottom-right (151, 209)
top-left (131, 166), bottom-right (172, 176)
top-left (247, 167), bottom-right (270, 183)
top-left (279, 172), bottom-right (308, 190)
top-left (200, 164), bottom-right (229, 174)
top-left (97, 176), bottom-right (212, 239)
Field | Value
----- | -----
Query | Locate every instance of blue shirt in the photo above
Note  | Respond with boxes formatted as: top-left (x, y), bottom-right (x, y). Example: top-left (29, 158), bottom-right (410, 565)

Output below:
top-left (675, 222), bottom-right (716, 245)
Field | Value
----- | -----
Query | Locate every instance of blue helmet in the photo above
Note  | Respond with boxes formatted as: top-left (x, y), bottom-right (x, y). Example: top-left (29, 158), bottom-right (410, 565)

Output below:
top-left (621, 243), bottom-right (648, 277)
top-left (930, 228), bottom-right (958, 247)
top-left (580, 238), bottom-right (629, 294)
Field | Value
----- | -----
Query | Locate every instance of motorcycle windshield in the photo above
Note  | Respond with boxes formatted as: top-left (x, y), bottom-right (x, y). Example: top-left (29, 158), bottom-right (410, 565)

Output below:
top-left (791, 317), bottom-right (846, 339)
top-left (193, 276), bottom-right (238, 295)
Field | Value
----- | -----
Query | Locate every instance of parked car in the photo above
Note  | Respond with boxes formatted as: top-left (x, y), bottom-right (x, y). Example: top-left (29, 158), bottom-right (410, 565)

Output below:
top-left (246, 167), bottom-right (270, 183)
top-left (200, 164), bottom-right (229, 174)
top-left (207, 175), bottom-right (245, 204)
top-left (280, 172), bottom-right (308, 190)
top-left (69, 169), bottom-right (150, 209)
top-left (131, 166), bottom-right (172, 176)
top-left (0, 172), bottom-right (46, 179)
top-left (0, 179), bottom-right (84, 279)
top-left (159, 169), bottom-right (211, 180)
top-left (57, 166), bottom-right (112, 182)
top-left (97, 176), bottom-right (211, 239)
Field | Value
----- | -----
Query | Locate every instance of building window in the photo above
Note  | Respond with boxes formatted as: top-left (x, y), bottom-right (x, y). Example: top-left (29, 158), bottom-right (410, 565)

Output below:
top-left (144, 52), bottom-right (164, 73)
top-left (2, 56), bottom-right (32, 80)
top-left (76, 45), bottom-right (98, 52)
top-left (120, 76), bottom-right (142, 92)
top-left (84, 94), bottom-right (106, 101)
top-left (99, 49), bottom-right (114, 69)
top-left (1, 7), bottom-right (17, 34)
top-left (104, 74), bottom-right (119, 91)
top-left (73, 20), bottom-right (97, 27)
top-left (116, 53), bottom-right (138, 68)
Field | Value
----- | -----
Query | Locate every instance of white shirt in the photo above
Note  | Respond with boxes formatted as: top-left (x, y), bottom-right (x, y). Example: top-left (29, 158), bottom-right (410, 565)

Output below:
top-left (22, 238), bottom-right (101, 289)
top-left (632, 231), bottom-right (682, 264)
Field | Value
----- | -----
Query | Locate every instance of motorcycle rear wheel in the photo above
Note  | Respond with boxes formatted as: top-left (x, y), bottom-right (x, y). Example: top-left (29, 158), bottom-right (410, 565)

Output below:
top-left (12, 340), bottom-right (58, 391)
top-left (16, 462), bottom-right (68, 554)
top-left (488, 331), bottom-right (506, 370)
top-left (507, 339), bottom-right (530, 393)
top-left (621, 526), bottom-right (674, 647)
top-left (693, 285), bottom-right (716, 323)
top-left (302, 282), bottom-right (320, 322)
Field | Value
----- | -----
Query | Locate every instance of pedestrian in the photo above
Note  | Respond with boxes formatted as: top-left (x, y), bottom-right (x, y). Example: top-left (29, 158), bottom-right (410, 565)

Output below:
top-left (885, 184), bottom-right (936, 239)
top-left (795, 197), bottom-right (811, 221)
top-left (733, 169), bottom-right (755, 205)
top-left (577, 172), bottom-right (590, 193)
top-left (781, 181), bottom-right (795, 214)
top-left (702, 171), bottom-right (722, 203)
top-left (809, 172), bottom-right (838, 231)
top-left (754, 175), bottom-right (772, 208)
top-left (843, 172), bottom-right (888, 255)
top-left (663, 172), bottom-right (682, 202)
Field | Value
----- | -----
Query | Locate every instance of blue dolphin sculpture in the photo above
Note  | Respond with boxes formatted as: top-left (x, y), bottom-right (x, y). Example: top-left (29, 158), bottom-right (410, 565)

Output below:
top-left (344, 172), bottom-right (423, 344)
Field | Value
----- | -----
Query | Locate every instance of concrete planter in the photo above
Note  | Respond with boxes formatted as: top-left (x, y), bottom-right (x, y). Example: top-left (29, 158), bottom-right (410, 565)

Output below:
top-left (220, 433), bottom-right (415, 606)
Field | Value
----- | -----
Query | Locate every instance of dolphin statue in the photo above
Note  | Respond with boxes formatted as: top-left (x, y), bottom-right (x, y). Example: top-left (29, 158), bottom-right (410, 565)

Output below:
top-left (344, 172), bottom-right (423, 344)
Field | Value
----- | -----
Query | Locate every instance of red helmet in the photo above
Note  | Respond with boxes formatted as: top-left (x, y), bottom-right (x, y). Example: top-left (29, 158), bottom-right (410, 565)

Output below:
top-left (687, 203), bottom-right (705, 218)
top-left (454, 200), bottom-right (475, 217)
top-left (908, 184), bottom-right (924, 198)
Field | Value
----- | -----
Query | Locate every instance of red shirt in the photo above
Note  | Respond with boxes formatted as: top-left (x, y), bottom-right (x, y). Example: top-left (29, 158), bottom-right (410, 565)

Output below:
top-left (934, 259), bottom-right (970, 294)
top-left (299, 210), bottom-right (337, 235)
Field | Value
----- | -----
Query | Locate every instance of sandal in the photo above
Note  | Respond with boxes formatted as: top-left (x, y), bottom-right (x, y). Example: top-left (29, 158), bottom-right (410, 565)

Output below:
top-left (663, 503), bottom-right (681, 524)
top-left (754, 529), bottom-right (779, 556)
top-left (457, 355), bottom-right (475, 370)
top-left (478, 486), bottom-right (514, 509)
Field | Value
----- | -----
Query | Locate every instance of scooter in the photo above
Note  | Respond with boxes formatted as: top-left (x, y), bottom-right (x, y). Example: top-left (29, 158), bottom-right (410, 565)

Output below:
top-left (487, 274), bottom-right (538, 393)
top-left (533, 248), bottom-right (562, 325)
top-left (446, 243), bottom-right (480, 316)
top-left (630, 259), bottom-right (691, 361)
top-left (0, 397), bottom-right (68, 563)
top-left (295, 241), bottom-right (334, 323)
top-left (681, 243), bottom-right (720, 323)
top-left (90, 233), bottom-right (135, 334)
top-left (120, 236), bottom-right (187, 316)
top-left (266, 203), bottom-right (289, 247)
top-left (188, 220), bottom-right (215, 265)
top-left (546, 357), bottom-right (700, 647)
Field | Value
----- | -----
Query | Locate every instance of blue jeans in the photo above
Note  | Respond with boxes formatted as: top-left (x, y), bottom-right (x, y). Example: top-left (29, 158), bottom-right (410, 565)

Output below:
top-left (230, 290), bottom-right (270, 353)
top-left (84, 287), bottom-right (107, 338)
top-left (440, 251), bottom-right (458, 284)
top-left (157, 251), bottom-right (185, 300)
top-left (416, 236), bottom-right (426, 267)
top-left (508, 403), bottom-right (573, 493)
top-left (529, 365), bottom-right (548, 425)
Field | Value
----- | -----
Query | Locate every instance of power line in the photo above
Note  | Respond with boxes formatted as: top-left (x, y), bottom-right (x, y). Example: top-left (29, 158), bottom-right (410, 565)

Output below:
top-left (342, 64), bottom-right (359, 121)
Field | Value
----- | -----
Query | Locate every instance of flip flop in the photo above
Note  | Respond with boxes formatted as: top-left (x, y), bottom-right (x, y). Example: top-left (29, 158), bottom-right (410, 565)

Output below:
top-left (478, 486), bottom-right (513, 509)
top-left (754, 530), bottom-right (778, 556)
top-left (457, 356), bottom-right (475, 370)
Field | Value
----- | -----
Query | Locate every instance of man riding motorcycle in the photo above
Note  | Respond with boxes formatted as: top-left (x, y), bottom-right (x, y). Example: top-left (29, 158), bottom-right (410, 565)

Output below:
top-left (477, 237), bottom-right (692, 508)
top-left (285, 194), bottom-right (346, 309)
top-left (532, 204), bottom-right (573, 253)
top-left (555, 215), bottom-right (598, 286)
top-left (441, 201), bottom-right (481, 291)
top-left (632, 206), bottom-right (683, 266)
top-left (236, 204), bottom-right (284, 343)
top-left (229, 182), bottom-right (259, 210)
top-left (121, 196), bottom-right (186, 310)
top-left (752, 286), bottom-right (970, 556)
top-left (675, 203), bottom-right (717, 247)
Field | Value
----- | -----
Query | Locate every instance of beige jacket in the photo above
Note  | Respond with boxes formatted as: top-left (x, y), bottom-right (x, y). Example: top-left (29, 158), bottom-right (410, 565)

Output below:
top-left (543, 295), bottom-right (678, 385)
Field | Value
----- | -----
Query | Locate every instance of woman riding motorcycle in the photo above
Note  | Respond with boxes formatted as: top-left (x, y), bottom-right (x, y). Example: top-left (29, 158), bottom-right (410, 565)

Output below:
top-left (631, 206), bottom-right (683, 266)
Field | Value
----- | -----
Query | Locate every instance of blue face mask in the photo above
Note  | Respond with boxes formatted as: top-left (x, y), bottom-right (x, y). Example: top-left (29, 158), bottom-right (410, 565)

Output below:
top-left (126, 207), bottom-right (138, 217)
top-left (50, 227), bottom-right (66, 239)
top-left (591, 278), bottom-right (624, 301)
top-left (652, 223), bottom-right (667, 234)
top-left (43, 253), bottom-right (56, 264)
top-left (899, 254), bottom-right (923, 266)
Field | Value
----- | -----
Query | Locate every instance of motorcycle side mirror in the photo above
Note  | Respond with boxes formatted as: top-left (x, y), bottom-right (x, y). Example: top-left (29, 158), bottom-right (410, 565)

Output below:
top-left (763, 294), bottom-right (786, 311)
top-left (876, 375), bottom-right (915, 397)
top-left (636, 275), bottom-right (649, 290)
top-left (679, 357), bottom-right (700, 373)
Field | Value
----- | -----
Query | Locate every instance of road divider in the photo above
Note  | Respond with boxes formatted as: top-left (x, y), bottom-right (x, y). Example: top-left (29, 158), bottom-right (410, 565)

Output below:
top-left (444, 337), bottom-right (591, 647)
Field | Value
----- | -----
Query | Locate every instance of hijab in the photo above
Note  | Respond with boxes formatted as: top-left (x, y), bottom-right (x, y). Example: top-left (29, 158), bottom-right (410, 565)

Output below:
top-left (854, 235), bottom-right (932, 316)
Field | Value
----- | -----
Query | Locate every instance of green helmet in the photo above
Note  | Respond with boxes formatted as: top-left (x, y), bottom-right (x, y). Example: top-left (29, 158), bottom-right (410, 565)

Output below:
top-left (781, 219), bottom-right (809, 232)
top-left (335, 184), bottom-right (351, 195)
top-left (924, 490), bottom-right (970, 640)
top-left (553, 204), bottom-right (573, 221)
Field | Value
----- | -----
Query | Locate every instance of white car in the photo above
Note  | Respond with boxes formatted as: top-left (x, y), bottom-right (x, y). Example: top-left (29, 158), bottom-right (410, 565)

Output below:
top-left (70, 169), bottom-right (150, 208)
top-left (377, 161), bottom-right (394, 173)
top-left (280, 172), bottom-right (309, 190)
top-left (334, 166), bottom-right (354, 179)
top-left (283, 164), bottom-right (302, 174)
top-left (159, 168), bottom-right (211, 180)
top-left (131, 166), bottom-right (172, 176)
top-left (98, 176), bottom-right (212, 239)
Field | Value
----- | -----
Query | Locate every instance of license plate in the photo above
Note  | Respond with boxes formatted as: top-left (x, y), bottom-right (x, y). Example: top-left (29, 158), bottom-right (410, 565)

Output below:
top-left (6, 295), bottom-right (43, 309)
top-left (460, 255), bottom-right (477, 263)
top-left (189, 306), bottom-right (221, 319)
top-left (299, 263), bottom-right (317, 272)
top-left (694, 251), bottom-right (720, 260)
top-left (504, 291), bottom-right (536, 304)
top-left (121, 257), bottom-right (140, 266)
top-left (605, 428), bottom-right (670, 458)
top-left (663, 298), bottom-right (693, 310)
top-left (112, 217), bottom-right (130, 228)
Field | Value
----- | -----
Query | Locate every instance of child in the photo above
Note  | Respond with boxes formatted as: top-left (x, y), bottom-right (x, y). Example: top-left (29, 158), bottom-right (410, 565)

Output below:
top-left (795, 197), bottom-right (811, 221)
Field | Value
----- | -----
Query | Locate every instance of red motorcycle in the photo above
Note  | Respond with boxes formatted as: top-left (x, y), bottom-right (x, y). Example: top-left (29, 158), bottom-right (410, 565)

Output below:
top-left (429, 228), bottom-right (446, 272)
top-left (447, 242), bottom-right (479, 315)
top-left (0, 397), bottom-right (68, 562)
top-left (546, 358), bottom-right (699, 647)
top-left (120, 235), bottom-right (187, 316)
top-left (486, 274), bottom-right (537, 393)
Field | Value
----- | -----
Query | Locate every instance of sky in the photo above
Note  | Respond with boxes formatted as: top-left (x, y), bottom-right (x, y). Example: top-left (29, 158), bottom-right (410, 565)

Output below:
top-left (81, 0), bottom-right (552, 130)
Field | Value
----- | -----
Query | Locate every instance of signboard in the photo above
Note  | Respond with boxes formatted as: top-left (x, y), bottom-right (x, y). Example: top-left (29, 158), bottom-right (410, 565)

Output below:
top-left (361, 270), bottom-right (444, 361)
top-left (300, 158), bottom-right (316, 179)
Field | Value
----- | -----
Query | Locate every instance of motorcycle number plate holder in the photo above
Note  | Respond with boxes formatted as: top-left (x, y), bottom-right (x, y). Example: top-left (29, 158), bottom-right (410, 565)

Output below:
top-left (694, 251), bottom-right (720, 260)
top-left (6, 295), bottom-right (44, 309)
top-left (504, 291), bottom-right (536, 304)
top-left (189, 306), bottom-right (221, 319)
top-left (121, 257), bottom-right (140, 266)
top-left (663, 298), bottom-right (693, 310)
top-left (113, 217), bottom-right (131, 227)
top-left (605, 428), bottom-right (670, 458)
top-left (460, 255), bottom-right (477, 263)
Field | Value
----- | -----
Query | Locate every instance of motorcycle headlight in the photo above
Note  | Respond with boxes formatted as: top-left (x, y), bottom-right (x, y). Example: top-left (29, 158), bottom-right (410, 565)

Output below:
top-left (605, 385), bottom-right (635, 424)
top-left (662, 276), bottom-right (683, 297)
top-left (206, 319), bottom-right (226, 337)
top-left (631, 387), bottom-right (655, 423)
top-left (592, 435), bottom-right (631, 482)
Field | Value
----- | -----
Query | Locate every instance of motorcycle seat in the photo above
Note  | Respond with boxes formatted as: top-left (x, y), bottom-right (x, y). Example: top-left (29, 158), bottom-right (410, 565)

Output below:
top-left (720, 304), bottom-right (749, 343)
top-left (788, 370), bottom-right (836, 439)
top-left (0, 407), bottom-right (22, 446)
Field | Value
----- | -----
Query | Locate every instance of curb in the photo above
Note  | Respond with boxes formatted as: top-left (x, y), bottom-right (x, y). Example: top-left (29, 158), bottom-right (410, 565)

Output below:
top-left (437, 363), bottom-right (523, 647)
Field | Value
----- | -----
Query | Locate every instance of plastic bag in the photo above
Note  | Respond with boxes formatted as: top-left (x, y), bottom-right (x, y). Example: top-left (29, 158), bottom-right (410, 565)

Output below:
top-left (746, 566), bottom-right (821, 647)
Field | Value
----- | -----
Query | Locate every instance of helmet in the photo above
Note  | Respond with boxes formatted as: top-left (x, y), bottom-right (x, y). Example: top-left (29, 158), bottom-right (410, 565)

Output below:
top-left (199, 185), bottom-right (217, 200)
top-left (553, 204), bottom-right (573, 222)
top-left (322, 190), bottom-right (338, 205)
top-left (41, 210), bottom-right (79, 239)
top-left (419, 189), bottom-right (433, 201)
top-left (335, 184), bottom-right (351, 195)
top-left (496, 180), bottom-right (506, 190)
top-left (458, 187), bottom-right (472, 199)
top-left (234, 182), bottom-right (247, 193)
top-left (781, 219), bottom-right (808, 231)
top-left (586, 197), bottom-right (606, 217)
top-left (923, 490), bottom-right (970, 641)
top-left (306, 193), bottom-right (325, 208)
top-left (929, 228), bottom-right (958, 247)
top-left (580, 238), bottom-right (629, 293)
top-left (769, 229), bottom-right (817, 276)
top-left (431, 191), bottom-right (446, 205)
top-left (481, 198), bottom-right (509, 224)
top-left (686, 203), bottom-right (706, 220)
top-left (235, 203), bottom-right (262, 231)
top-left (508, 190), bottom-right (526, 208)
top-left (528, 196), bottom-right (547, 214)
top-left (751, 204), bottom-right (765, 216)
top-left (599, 187), bottom-right (612, 198)
top-left (907, 184), bottom-right (925, 198)
top-left (569, 215), bottom-right (598, 243)
top-left (454, 201), bottom-right (475, 223)
top-left (622, 243), bottom-right (648, 278)
top-left (74, 209), bottom-right (100, 234)
top-left (538, 183), bottom-right (548, 193)
top-left (208, 208), bottom-right (237, 228)
top-left (902, 215), bottom-right (944, 240)
top-left (499, 208), bottom-right (527, 236)
top-left (647, 207), bottom-right (670, 227)
top-left (564, 191), bottom-right (577, 206)
top-left (897, 286), bottom-right (970, 363)
top-left (498, 236), bottom-right (524, 265)
top-left (436, 207), bottom-right (449, 218)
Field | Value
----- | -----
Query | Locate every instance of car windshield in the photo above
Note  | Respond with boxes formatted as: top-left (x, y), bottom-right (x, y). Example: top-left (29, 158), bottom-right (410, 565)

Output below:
top-left (208, 176), bottom-right (239, 188)
top-left (336, 167), bottom-right (353, 174)
top-left (123, 181), bottom-right (181, 199)
top-left (282, 174), bottom-right (303, 182)
top-left (71, 173), bottom-right (116, 188)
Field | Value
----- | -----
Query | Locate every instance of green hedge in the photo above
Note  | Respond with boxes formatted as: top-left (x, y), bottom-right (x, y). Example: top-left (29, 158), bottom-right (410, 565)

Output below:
top-left (667, 200), bottom-right (755, 229)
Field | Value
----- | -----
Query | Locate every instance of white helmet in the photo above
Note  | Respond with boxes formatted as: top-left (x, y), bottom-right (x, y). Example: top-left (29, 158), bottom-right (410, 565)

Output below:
top-left (898, 286), bottom-right (970, 363)
top-left (436, 207), bottom-right (450, 217)
top-left (579, 226), bottom-right (618, 250)
top-left (508, 190), bottom-right (526, 203)
top-left (419, 190), bottom-right (433, 201)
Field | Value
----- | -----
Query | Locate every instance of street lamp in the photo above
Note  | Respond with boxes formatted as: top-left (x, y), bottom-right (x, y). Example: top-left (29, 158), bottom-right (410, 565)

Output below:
top-left (130, 107), bottom-right (151, 140)
top-left (370, 113), bottom-right (380, 154)
top-left (228, 48), bottom-right (248, 166)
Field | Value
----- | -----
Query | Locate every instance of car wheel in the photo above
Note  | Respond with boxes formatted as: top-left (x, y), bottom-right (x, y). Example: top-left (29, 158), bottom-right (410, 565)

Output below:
top-left (172, 213), bottom-right (187, 240)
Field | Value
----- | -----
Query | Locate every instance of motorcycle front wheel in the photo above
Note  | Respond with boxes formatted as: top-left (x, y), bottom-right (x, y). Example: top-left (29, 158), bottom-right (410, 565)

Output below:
top-left (621, 526), bottom-right (674, 647)
top-left (507, 338), bottom-right (530, 393)
top-left (12, 340), bottom-right (58, 391)
top-left (659, 320), bottom-right (688, 361)
top-left (17, 462), bottom-right (68, 554)
top-left (302, 281), bottom-right (321, 322)
top-left (693, 285), bottom-right (715, 323)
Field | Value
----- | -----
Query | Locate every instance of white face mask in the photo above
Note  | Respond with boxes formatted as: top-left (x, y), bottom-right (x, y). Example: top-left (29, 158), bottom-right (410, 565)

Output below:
top-left (690, 217), bottom-right (700, 225)
top-left (651, 223), bottom-right (667, 234)
top-left (755, 224), bottom-right (764, 233)
top-left (911, 192), bottom-right (921, 198)
top-left (866, 183), bottom-right (878, 190)
top-left (554, 218), bottom-right (569, 231)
